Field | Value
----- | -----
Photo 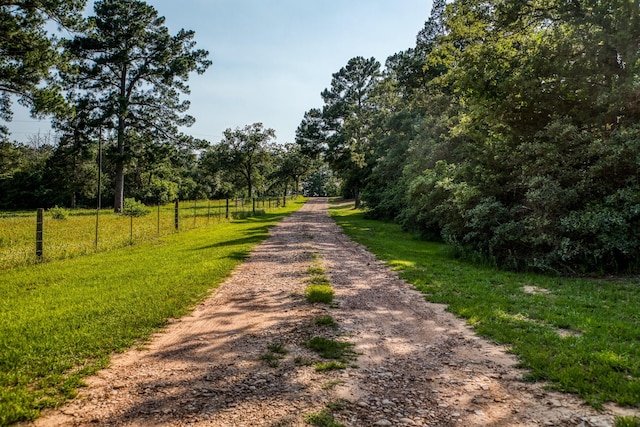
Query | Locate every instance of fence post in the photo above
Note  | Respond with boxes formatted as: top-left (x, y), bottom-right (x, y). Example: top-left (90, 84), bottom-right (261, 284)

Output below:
top-left (207, 199), bottom-right (211, 224)
top-left (94, 207), bottom-right (99, 250)
top-left (36, 208), bottom-right (44, 261)
top-left (193, 199), bottom-right (197, 228)
top-left (174, 199), bottom-right (179, 231)
top-left (225, 198), bottom-right (230, 219)
top-left (252, 198), bottom-right (256, 215)
top-left (157, 204), bottom-right (160, 235)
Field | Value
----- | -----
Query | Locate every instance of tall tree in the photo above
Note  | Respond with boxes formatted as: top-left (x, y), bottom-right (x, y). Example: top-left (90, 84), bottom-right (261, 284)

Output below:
top-left (0, 0), bottom-right (86, 137)
top-left (320, 56), bottom-right (381, 208)
top-left (65, 0), bottom-right (211, 211)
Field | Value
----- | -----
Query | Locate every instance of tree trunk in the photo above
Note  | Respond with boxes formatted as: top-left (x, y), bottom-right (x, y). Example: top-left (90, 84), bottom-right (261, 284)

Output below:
top-left (114, 115), bottom-right (126, 212)
top-left (114, 67), bottom-right (127, 213)
top-left (354, 186), bottom-right (361, 209)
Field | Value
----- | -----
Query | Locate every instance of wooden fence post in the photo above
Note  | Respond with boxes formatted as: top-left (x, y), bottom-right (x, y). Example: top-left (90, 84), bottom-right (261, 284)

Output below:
top-left (174, 199), bottom-right (179, 230)
top-left (36, 208), bottom-right (44, 261)
top-left (225, 198), bottom-right (230, 219)
top-left (252, 198), bottom-right (256, 215)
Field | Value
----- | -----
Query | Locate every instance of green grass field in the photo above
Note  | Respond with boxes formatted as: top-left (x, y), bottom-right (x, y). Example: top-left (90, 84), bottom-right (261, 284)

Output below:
top-left (0, 198), bottom-right (306, 426)
top-left (329, 201), bottom-right (640, 410)
top-left (0, 198), bottom-right (278, 270)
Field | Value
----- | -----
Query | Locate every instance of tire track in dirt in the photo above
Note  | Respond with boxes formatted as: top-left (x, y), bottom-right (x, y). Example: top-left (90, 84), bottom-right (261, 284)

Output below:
top-left (27, 198), bottom-right (636, 426)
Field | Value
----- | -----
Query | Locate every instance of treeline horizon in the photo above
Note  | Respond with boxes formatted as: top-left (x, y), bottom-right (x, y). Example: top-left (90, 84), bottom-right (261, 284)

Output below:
top-left (295, 0), bottom-right (640, 275)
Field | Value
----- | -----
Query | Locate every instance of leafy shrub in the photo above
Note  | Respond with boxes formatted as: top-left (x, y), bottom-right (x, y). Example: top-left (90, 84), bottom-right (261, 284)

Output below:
top-left (121, 198), bottom-right (150, 217)
top-left (48, 206), bottom-right (69, 220)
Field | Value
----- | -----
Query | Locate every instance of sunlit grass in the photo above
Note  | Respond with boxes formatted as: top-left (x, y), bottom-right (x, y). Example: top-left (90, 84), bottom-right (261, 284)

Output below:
top-left (329, 200), bottom-right (640, 409)
top-left (0, 198), bottom-right (306, 425)
top-left (0, 198), bottom-right (279, 270)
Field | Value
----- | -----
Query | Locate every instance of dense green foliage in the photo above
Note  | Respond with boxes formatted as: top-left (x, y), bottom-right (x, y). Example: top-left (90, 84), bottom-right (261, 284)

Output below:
top-left (330, 202), bottom-right (640, 408)
top-left (0, 199), bottom-right (306, 425)
top-left (301, 0), bottom-right (640, 273)
top-left (0, 0), bottom-right (86, 137)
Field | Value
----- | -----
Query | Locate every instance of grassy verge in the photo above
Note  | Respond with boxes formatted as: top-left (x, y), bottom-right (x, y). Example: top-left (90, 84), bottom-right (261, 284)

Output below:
top-left (0, 198), bottom-right (278, 270)
top-left (0, 198), bottom-right (307, 426)
top-left (329, 201), bottom-right (640, 410)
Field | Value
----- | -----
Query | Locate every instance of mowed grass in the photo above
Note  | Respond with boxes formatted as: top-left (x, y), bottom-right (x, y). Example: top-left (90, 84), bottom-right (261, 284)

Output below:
top-left (329, 201), bottom-right (640, 409)
top-left (0, 198), bottom-right (271, 270)
top-left (0, 198), bottom-right (306, 426)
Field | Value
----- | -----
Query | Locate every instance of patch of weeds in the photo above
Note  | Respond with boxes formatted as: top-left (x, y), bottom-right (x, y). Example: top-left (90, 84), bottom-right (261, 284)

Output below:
top-left (305, 285), bottom-right (334, 304)
top-left (315, 361), bottom-right (347, 371)
top-left (321, 380), bottom-right (345, 390)
top-left (305, 252), bottom-right (335, 304)
top-left (304, 409), bottom-right (344, 427)
top-left (267, 342), bottom-right (288, 355)
top-left (307, 275), bottom-right (331, 285)
top-left (307, 265), bottom-right (326, 275)
top-left (260, 352), bottom-right (280, 368)
top-left (294, 356), bottom-right (314, 366)
top-left (326, 399), bottom-right (349, 410)
top-left (616, 416), bottom-right (640, 427)
top-left (315, 316), bottom-right (338, 328)
top-left (260, 342), bottom-right (288, 367)
top-left (304, 337), bottom-right (356, 362)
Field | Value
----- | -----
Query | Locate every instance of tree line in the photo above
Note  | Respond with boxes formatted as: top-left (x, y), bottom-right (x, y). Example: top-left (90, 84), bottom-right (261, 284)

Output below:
top-left (296, 0), bottom-right (640, 274)
top-left (0, 1), bottom-right (339, 213)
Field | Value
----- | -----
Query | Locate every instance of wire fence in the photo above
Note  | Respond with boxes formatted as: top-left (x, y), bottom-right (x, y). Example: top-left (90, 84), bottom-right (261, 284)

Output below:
top-left (0, 197), bottom-right (291, 270)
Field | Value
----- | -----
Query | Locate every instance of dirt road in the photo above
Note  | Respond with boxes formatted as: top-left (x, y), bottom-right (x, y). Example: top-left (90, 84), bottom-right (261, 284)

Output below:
top-left (30, 198), bottom-right (634, 426)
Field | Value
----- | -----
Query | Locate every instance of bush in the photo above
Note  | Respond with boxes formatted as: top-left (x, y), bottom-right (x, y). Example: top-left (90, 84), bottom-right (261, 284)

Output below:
top-left (48, 206), bottom-right (69, 220)
top-left (121, 198), bottom-right (150, 217)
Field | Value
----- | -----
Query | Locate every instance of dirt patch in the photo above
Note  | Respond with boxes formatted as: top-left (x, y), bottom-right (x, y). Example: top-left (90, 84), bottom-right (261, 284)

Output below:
top-left (27, 198), bottom-right (637, 426)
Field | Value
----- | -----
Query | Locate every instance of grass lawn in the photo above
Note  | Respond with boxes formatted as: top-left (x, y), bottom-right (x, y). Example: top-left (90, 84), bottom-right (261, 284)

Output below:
top-left (0, 198), bottom-right (271, 270)
top-left (0, 198), bottom-right (306, 426)
top-left (329, 201), bottom-right (640, 410)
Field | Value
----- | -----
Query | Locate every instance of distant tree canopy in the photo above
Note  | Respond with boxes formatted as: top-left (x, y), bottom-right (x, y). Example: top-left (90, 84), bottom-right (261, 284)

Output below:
top-left (298, 0), bottom-right (640, 274)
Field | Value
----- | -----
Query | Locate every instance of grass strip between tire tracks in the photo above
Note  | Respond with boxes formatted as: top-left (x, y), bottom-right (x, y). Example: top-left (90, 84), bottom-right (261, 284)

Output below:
top-left (329, 200), bottom-right (640, 411)
top-left (0, 198), bottom-right (307, 426)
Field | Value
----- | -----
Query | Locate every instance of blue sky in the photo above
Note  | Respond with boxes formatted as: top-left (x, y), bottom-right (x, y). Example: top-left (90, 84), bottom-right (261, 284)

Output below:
top-left (8, 0), bottom-right (431, 145)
